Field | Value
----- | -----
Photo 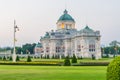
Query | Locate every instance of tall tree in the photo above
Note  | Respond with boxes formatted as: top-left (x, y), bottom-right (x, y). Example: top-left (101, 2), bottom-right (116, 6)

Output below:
top-left (72, 54), bottom-right (77, 63)
top-left (109, 40), bottom-right (120, 57)
top-left (64, 56), bottom-right (71, 66)
top-left (22, 43), bottom-right (36, 54)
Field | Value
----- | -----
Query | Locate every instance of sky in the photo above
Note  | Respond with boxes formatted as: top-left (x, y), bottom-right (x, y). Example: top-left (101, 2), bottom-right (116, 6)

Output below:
top-left (0, 0), bottom-right (120, 47)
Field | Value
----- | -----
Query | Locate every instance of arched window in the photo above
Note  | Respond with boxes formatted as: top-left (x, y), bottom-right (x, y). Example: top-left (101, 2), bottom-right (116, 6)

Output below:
top-left (46, 47), bottom-right (49, 53)
top-left (77, 45), bottom-right (81, 52)
top-left (89, 41), bottom-right (95, 52)
top-left (56, 47), bottom-right (60, 53)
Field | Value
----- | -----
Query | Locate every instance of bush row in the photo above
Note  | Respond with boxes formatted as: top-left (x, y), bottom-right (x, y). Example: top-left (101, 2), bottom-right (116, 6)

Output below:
top-left (79, 62), bottom-right (109, 66)
top-left (0, 61), bottom-right (109, 66)
top-left (0, 61), bottom-right (62, 66)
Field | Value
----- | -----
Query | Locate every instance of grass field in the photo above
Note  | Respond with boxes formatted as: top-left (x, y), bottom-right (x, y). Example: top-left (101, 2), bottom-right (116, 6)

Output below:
top-left (0, 65), bottom-right (107, 80)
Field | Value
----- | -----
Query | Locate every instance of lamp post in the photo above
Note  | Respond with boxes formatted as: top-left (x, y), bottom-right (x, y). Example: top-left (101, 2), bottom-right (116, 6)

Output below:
top-left (13, 20), bottom-right (19, 62)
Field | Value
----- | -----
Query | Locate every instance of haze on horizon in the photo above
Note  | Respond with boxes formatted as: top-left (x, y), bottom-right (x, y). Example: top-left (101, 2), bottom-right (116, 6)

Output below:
top-left (0, 0), bottom-right (120, 47)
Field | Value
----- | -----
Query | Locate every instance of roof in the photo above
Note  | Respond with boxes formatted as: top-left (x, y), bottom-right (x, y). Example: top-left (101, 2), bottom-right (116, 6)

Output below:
top-left (79, 26), bottom-right (94, 33)
top-left (44, 32), bottom-right (50, 38)
top-left (58, 9), bottom-right (75, 22)
top-left (35, 43), bottom-right (42, 48)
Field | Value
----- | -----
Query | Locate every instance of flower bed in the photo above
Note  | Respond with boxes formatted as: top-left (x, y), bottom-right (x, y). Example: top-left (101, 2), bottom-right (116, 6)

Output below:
top-left (0, 61), bottom-right (63, 66)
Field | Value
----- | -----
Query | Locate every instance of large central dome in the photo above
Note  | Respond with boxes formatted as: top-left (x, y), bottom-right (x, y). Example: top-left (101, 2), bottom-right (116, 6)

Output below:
top-left (58, 9), bottom-right (75, 22)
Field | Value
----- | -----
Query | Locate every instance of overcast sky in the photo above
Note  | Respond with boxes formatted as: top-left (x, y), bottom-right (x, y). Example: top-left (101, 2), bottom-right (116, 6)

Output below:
top-left (0, 0), bottom-right (120, 47)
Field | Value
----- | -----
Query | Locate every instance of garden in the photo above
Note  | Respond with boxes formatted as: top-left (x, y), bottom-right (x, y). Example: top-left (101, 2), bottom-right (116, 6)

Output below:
top-left (0, 56), bottom-right (119, 80)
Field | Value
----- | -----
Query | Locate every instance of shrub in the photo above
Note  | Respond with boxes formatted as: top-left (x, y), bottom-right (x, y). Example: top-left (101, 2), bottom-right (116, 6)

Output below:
top-left (27, 56), bottom-right (32, 62)
top-left (61, 55), bottom-right (65, 59)
top-left (3, 56), bottom-right (6, 61)
top-left (79, 56), bottom-right (83, 59)
top-left (9, 56), bottom-right (12, 61)
top-left (92, 54), bottom-right (95, 60)
top-left (0, 61), bottom-right (62, 66)
top-left (52, 55), bottom-right (55, 59)
top-left (46, 55), bottom-right (50, 59)
top-left (64, 56), bottom-right (71, 66)
top-left (16, 56), bottom-right (20, 61)
top-left (0, 57), bottom-right (2, 60)
top-left (72, 54), bottom-right (77, 63)
top-left (107, 56), bottom-right (120, 80)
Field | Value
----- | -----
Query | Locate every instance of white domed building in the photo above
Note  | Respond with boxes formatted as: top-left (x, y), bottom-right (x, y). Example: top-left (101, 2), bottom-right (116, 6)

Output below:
top-left (35, 9), bottom-right (101, 59)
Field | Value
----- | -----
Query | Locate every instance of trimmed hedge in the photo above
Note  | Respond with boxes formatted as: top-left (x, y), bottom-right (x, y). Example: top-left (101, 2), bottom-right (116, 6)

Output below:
top-left (27, 56), bottom-right (32, 62)
top-left (0, 61), bottom-right (63, 66)
top-left (16, 56), bottom-right (20, 61)
top-left (72, 54), bottom-right (77, 63)
top-left (79, 62), bottom-right (109, 66)
top-left (64, 56), bottom-right (71, 66)
top-left (107, 56), bottom-right (120, 80)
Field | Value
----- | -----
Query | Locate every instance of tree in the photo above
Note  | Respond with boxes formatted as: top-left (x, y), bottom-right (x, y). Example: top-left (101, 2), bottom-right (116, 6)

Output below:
top-left (46, 55), bottom-right (50, 59)
top-left (72, 54), bottom-right (77, 63)
top-left (92, 54), bottom-right (95, 60)
top-left (109, 40), bottom-right (120, 57)
top-left (27, 56), bottom-right (32, 62)
top-left (3, 56), bottom-right (6, 61)
top-left (22, 43), bottom-right (36, 54)
top-left (109, 40), bottom-right (120, 47)
top-left (16, 55), bottom-right (20, 61)
top-left (16, 47), bottom-right (22, 54)
top-left (64, 56), bottom-right (71, 66)
top-left (11, 47), bottom-right (22, 54)
top-left (9, 56), bottom-right (12, 61)
top-left (107, 56), bottom-right (120, 80)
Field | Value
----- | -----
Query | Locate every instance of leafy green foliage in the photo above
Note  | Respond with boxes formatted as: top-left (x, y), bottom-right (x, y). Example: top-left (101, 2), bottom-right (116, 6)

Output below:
top-left (9, 56), bottom-right (12, 61)
top-left (80, 56), bottom-right (83, 59)
top-left (22, 43), bottom-right (36, 54)
top-left (0, 47), bottom-right (11, 52)
top-left (2, 56), bottom-right (6, 61)
top-left (16, 56), bottom-right (20, 61)
top-left (46, 55), bottom-right (50, 59)
top-left (0, 57), bottom-right (2, 60)
top-left (64, 56), bottom-right (71, 66)
top-left (107, 56), bottom-right (120, 80)
top-left (27, 56), bottom-right (32, 62)
top-left (92, 55), bottom-right (95, 60)
top-left (72, 54), bottom-right (77, 63)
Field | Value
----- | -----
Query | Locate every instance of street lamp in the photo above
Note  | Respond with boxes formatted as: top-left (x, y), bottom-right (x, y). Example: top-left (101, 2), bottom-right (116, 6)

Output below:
top-left (13, 20), bottom-right (19, 62)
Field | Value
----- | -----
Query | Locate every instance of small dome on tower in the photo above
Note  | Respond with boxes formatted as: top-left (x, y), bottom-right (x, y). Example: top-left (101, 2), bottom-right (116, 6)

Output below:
top-left (58, 9), bottom-right (75, 22)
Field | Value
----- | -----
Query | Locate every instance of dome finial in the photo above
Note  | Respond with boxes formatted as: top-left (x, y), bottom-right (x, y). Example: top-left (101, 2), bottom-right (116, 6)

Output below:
top-left (64, 9), bottom-right (68, 14)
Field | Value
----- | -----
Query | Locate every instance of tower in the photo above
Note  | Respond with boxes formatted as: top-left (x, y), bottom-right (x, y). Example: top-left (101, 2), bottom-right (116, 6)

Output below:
top-left (56, 9), bottom-right (75, 30)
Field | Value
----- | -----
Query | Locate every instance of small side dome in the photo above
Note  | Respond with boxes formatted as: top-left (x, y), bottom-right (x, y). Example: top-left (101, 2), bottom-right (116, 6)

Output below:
top-left (58, 9), bottom-right (75, 22)
top-left (79, 25), bottom-right (94, 33)
top-left (44, 32), bottom-right (50, 38)
top-left (35, 43), bottom-right (42, 48)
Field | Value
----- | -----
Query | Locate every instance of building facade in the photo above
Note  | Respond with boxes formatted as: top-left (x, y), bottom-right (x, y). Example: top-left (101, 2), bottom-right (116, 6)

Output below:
top-left (35, 9), bottom-right (101, 59)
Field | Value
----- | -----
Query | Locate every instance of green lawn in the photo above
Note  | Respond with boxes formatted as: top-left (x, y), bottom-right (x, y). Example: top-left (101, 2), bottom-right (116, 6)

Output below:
top-left (0, 65), bottom-right (107, 80)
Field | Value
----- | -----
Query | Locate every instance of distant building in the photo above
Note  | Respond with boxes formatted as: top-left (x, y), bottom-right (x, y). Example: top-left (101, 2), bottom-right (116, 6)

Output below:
top-left (34, 43), bottom-right (43, 57)
top-left (35, 9), bottom-right (101, 59)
